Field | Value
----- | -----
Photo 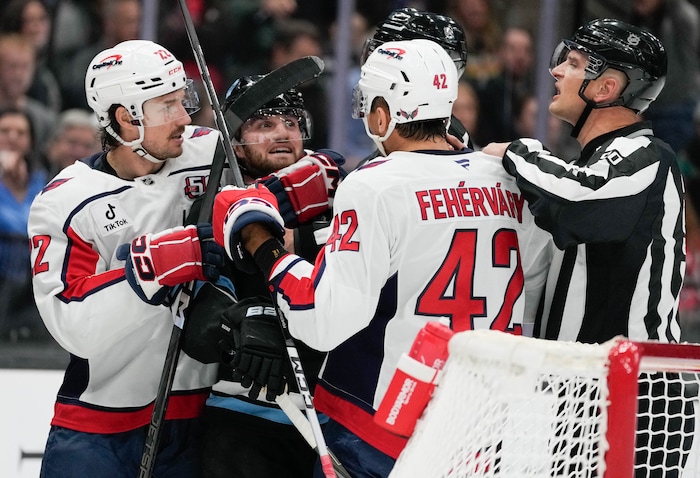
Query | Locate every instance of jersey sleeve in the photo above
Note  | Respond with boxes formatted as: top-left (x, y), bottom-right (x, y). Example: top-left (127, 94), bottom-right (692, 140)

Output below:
top-left (504, 137), bottom-right (662, 248)
top-left (266, 173), bottom-right (391, 351)
top-left (29, 194), bottom-right (168, 359)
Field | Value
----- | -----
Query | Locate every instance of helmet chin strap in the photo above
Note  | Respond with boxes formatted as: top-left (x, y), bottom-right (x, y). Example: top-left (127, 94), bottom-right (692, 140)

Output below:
top-left (105, 123), bottom-right (165, 163)
top-left (570, 79), bottom-right (596, 139)
top-left (363, 117), bottom-right (397, 157)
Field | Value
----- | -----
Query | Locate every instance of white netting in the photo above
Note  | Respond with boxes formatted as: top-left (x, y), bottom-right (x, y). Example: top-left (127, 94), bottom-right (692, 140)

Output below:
top-left (389, 331), bottom-right (700, 478)
top-left (635, 372), bottom-right (700, 478)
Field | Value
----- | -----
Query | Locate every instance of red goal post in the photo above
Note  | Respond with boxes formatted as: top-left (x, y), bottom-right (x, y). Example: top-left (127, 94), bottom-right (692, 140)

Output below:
top-left (389, 330), bottom-right (700, 478)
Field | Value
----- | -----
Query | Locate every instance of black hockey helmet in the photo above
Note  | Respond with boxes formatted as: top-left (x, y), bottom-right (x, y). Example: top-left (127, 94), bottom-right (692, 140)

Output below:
top-left (551, 18), bottom-right (666, 114)
top-left (361, 8), bottom-right (467, 76)
top-left (223, 75), bottom-right (312, 141)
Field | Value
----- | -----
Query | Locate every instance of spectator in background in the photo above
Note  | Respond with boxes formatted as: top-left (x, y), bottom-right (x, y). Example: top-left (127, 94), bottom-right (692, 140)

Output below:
top-left (0, 107), bottom-right (47, 342)
top-left (330, 10), bottom-right (375, 169)
top-left (43, 108), bottom-right (100, 178)
top-left (56, 0), bottom-right (141, 110)
top-left (511, 94), bottom-right (578, 158)
top-left (46, 0), bottom-right (102, 77)
top-left (218, 0), bottom-right (299, 83)
top-left (158, 0), bottom-right (230, 95)
top-left (0, 0), bottom-right (61, 114)
top-left (473, 26), bottom-right (535, 146)
top-left (269, 18), bottom-right (329, 150)
top-left (631, 0), bottom-right (700, 153)
top-left (448, 0), bottom-right (502, 88)
top-left (453, 79), bottom-right (481, 149)
top-left (679, 102), bottom-right (700, 342)
top-left (0, 33), bottom-right (56, 152)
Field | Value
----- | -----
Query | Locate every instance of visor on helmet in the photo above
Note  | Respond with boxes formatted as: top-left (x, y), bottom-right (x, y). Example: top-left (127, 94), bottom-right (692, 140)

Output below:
top-left (351, 83), bottom-right (367, 120)
top-left (235, 107), bottom-right (311, 146)
top-left (550, 40), bottom-right (610, 81)
top-left (141, 79), bottom-right (200, 127)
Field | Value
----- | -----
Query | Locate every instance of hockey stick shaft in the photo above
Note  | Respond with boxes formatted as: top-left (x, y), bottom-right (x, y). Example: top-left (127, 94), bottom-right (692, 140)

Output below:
top-left (270, 302), bottom-right (336, 478)
top-left (176, 0), bottom-right (244, 189)
top-left (276, 393), bottom-right (353, 478)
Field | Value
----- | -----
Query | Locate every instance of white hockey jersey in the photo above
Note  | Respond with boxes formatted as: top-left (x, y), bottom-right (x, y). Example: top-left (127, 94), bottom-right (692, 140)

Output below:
top-left (264, 149), bottom-right (550, 457)
top-left (28, 125), bottom-right (220, 434)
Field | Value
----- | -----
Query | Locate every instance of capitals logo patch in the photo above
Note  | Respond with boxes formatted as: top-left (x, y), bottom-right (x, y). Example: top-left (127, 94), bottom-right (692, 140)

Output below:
top-left (399, 108), bottom-right (419, 120)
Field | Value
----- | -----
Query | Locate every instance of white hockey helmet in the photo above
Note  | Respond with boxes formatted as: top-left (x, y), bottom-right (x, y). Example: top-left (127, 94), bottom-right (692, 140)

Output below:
top-left (352, 39), bottom-right (458, 154)
top-left (85, 40), bottom-right (198, 162)
top-left (85, 40), bottom-right (195, 126)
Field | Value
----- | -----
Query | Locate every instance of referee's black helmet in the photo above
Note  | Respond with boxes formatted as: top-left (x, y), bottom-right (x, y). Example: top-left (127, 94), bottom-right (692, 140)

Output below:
top-left (551, 18), bottom-right (666, 114)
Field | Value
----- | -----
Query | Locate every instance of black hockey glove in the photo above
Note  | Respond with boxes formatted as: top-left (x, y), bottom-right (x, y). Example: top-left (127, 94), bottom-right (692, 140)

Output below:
top-left (219, 296), bottom-right (289, 401)
top-left (182, 280), bottom-right (236, 364)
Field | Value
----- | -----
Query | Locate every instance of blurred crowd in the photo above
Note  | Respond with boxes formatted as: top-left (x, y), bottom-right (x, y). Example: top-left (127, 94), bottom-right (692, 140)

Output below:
top-left (2, 0), bottom-right (700, 344)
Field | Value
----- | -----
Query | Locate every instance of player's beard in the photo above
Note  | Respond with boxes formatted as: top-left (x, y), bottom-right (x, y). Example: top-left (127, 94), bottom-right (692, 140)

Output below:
top-left (239, 142), bottom-right (301, 178)
top-left (142, 126), bottom-right (187, 161)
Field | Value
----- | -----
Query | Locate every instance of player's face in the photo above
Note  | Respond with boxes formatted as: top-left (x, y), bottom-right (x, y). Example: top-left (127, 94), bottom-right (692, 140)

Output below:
top-left (140, 89), bottom-right (193, 160)
top-left (549, 48), bottom-right (589, 125)
top-left (235, 114), bottom-right (304, 177)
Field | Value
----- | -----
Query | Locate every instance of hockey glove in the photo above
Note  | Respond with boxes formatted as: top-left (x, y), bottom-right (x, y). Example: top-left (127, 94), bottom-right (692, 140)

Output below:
top-left (212, 184), bottom-right (285, 273)
top-left (116, 224), bottom-right (224, 305)
top-left (261, 149), bottom-right (343, 227)
top-left (182, 279), bottom-right (236, 364)
top-left (219, 296), bottom-right (289, 401)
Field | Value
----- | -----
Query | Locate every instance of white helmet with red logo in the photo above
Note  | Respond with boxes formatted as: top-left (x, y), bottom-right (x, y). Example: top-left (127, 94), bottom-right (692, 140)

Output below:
top-left (86, 40), bottom-right (190, 126)
top-left (85, 40), bottom-right (198, 161)
top-left (352, 39), bottom-right (457, 154)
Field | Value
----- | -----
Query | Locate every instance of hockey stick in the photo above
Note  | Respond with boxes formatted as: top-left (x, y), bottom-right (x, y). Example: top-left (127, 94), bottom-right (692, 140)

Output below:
top-left (269, 301), bottom-right (338, 477)
top-left (176, 0), bottom-right (243, 189)
top-left (138, 3), bottom-right (324, 477)
top-left (276, 393), bottom-right (353, 478)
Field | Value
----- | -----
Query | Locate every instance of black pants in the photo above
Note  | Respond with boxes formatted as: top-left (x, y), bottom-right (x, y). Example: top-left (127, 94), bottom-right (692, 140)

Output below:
top-left (200, 405), bottom-right (318, 478)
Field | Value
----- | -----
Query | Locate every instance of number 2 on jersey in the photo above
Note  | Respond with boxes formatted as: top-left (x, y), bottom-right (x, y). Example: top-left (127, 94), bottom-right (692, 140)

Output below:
top-left (416, 228), bottom-right (523, 334)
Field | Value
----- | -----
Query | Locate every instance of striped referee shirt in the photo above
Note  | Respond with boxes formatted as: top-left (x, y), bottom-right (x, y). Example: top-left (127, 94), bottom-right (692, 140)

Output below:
top-left (504, 122), bottom-right (685, 344)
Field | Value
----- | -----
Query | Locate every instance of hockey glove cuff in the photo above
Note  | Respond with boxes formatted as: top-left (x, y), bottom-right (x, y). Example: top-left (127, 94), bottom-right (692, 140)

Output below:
top-left (261, 149), bottom-right (343, 227)
top-left (212, 184), bottom-right (285, 273)
top-left (116, 224), bottom-right (224, 305)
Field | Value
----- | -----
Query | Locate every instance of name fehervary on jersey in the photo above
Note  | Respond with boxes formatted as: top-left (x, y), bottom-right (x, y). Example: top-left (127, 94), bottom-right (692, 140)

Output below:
top-left (415, 181), bottom-right (525, 222)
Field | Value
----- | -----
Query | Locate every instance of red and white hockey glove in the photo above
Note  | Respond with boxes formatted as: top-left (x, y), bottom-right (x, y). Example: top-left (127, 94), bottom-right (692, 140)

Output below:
top-left (261, 149), bottom-right (343, 227)
top-left (116, 224), bottom-right (224, 305)
top-left (213, 184), bottom-right (285, 273)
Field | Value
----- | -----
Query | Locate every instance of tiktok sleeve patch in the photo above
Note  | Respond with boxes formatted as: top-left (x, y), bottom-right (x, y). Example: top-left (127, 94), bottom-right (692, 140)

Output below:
top-left (89, 199), bottom-right (134, 236)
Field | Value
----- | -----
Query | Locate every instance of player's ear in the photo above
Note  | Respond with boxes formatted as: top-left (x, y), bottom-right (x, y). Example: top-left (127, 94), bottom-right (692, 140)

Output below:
top-left (372, 99), bottom-right (391, 137)
top-left (114, 106), bottom-right (133, 128)
top-left (596, 70), bottom-right (625, 103)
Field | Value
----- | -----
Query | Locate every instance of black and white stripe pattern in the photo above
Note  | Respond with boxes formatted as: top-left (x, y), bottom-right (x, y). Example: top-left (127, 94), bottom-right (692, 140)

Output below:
top-left (504, 122), bottom-right (685, 343)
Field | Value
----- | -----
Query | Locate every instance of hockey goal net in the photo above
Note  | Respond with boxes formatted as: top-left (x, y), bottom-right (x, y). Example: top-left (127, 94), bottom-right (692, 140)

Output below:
top-left (389, 330), bottom-right (700, 478)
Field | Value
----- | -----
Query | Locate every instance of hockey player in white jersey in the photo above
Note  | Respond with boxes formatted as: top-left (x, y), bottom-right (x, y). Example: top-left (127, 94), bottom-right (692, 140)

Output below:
top-left (28, 40), bottom-right (223, 477)
top-left (210, 39), bottom-right (548, 478)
